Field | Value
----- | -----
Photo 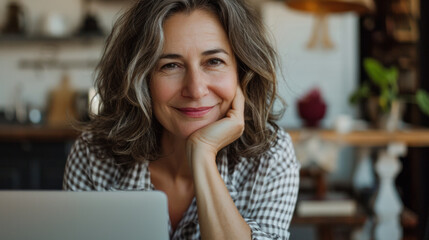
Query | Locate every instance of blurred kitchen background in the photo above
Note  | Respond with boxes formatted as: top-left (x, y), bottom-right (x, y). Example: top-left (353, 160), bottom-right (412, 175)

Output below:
top-left (0, 0), bottom-right (428, 239)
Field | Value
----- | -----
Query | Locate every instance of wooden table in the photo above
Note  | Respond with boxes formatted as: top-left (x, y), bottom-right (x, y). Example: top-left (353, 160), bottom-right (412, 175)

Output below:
top-left (288, 128), bottom-right (429, 147)
top-left (287, 128), bottom-right (429, 240)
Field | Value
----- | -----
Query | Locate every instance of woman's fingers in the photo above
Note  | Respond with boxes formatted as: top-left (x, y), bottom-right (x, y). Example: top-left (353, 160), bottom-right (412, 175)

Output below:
top-left (226, 87), bottom-right (245, 136)
top-left (229, 87), bottom-right (245, 119)
top-left (188, 86), bottom-right (245, 154)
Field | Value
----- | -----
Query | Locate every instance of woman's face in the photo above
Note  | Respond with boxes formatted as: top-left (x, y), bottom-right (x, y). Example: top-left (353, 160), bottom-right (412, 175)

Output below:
top-left (150, 9), bottom-right (238, 139)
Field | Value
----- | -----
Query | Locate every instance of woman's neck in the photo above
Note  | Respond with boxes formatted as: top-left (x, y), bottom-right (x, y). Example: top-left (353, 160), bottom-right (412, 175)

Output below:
top-left (152, 131), bottom-right (193, 180)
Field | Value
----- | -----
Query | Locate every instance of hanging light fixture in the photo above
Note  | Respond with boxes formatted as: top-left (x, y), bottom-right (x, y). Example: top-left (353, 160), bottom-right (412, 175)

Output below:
top-left (285, 0), bottom-right (375, 49)
top-left (286, 0), bottom-right (374, 14)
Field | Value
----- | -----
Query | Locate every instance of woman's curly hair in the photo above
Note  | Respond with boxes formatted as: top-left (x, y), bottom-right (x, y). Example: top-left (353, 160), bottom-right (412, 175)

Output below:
top-left (81, 0), bottom-right (285, 165)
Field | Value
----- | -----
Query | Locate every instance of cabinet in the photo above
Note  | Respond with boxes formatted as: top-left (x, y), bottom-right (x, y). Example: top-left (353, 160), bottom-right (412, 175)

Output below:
top-left (0, 125), bottom-right (78, 189)
top-left (0, 141), bottom-right (71, 189)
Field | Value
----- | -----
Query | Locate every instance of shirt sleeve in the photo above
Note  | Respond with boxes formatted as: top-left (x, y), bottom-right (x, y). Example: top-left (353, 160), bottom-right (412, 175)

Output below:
top-left (246, 131), bottom-right (300, 240)
top-left (63, 134), bottom-right (94, 191)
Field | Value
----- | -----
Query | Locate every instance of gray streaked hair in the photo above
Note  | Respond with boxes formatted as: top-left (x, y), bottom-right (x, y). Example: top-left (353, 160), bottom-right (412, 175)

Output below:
top-left (82, 0), bottom-right (284, 165)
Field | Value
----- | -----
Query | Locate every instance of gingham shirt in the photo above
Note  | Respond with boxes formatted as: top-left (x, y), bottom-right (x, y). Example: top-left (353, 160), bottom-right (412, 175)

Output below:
top-left (63, 128), bottom-right (300, 240)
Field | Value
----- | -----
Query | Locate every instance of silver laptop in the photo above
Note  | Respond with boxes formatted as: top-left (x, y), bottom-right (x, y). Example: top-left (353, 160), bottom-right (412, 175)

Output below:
top-left (0, 191), bottom-right (169, 240)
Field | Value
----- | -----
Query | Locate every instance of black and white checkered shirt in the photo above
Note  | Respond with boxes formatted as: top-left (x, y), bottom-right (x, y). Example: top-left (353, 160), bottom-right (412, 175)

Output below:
top-left (63, 128), bottom-right (300, 240)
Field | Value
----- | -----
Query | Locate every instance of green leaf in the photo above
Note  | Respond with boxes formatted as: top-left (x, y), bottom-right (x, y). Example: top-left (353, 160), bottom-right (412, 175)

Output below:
top-left (416, 90), bottom-right (429, 116)
top-left (349, 83), bottom-right (370, 104)
top-left (364, 58), bottom-right (389, 89)
top-left (386, 67), bottom-right (399, 90)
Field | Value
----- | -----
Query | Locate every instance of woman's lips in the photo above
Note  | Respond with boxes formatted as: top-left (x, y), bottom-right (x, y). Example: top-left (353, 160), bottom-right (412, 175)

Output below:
top-left (176, 106), bottom-right (214, 118)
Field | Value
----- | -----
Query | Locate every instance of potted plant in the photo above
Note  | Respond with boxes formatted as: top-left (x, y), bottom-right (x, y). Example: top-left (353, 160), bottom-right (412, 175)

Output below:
top-left (349, 57), bottom-right (429, 130)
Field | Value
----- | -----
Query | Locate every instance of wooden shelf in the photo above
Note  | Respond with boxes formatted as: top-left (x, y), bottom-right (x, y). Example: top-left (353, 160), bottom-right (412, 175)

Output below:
top-left (0, 125), bottom-right (79, 142)
top-left (0, 35), bottom-right (105, 45)
top-left (287, 128), bottom-right (429, 147)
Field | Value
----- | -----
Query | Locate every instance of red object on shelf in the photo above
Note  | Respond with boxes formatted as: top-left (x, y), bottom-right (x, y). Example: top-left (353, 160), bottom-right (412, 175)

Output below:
top-left (297, 88), bottom-right (327, 127)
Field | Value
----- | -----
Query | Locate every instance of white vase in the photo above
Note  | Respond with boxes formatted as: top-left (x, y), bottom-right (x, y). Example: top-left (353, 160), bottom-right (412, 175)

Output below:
top-left (380, 100), bottom-right (404, 132)
top-left (40, 13), bottom-right (68, 37)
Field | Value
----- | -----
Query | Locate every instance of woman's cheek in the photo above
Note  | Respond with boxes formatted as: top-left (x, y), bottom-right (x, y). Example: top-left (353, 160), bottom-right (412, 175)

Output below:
top-left (213, 73), bottom-right (238, 102)
top-left (151, 77), bottom-right (180, 102)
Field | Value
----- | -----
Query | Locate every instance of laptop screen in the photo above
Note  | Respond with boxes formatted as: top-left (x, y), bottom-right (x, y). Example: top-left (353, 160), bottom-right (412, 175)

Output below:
top-left (0, 191), bottom-right (169, 240)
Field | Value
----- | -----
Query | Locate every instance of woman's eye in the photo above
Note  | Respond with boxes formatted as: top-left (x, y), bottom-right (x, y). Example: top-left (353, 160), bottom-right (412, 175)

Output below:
top-left (161, 63), bottom-right (179, 70)
top-left (207, 58), bottom-right (224, 66)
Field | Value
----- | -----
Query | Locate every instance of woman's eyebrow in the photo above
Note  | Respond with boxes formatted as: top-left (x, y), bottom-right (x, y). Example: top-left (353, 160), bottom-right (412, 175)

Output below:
top-left (159, 53), bottom-right (182, 59)
top-left (202, 48), bottom-right (229, 56)
top-left (159, 48), bottom-right (229, 59)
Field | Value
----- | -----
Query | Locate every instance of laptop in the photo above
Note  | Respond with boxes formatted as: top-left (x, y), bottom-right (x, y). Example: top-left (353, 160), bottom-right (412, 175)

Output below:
top-left (0, 191), bottom-right (169, 240)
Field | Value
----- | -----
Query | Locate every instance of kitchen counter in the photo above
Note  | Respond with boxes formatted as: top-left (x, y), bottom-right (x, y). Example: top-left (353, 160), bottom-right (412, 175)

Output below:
top-left (0, 124), bottom-right (79, 142)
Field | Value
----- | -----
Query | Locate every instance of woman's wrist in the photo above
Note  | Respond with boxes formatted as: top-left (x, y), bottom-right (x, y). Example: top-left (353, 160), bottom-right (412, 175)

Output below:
top-left (186, 140), bottom-right (217, 171)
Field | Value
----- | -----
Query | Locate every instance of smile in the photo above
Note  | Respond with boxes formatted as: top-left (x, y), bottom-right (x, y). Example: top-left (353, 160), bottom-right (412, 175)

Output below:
top-left (176, 106), bottom-right (214, 118)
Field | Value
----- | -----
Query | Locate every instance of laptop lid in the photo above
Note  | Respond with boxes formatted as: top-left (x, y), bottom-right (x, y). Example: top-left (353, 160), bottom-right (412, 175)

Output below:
top-left (0, 191), bottom-right (169, 240)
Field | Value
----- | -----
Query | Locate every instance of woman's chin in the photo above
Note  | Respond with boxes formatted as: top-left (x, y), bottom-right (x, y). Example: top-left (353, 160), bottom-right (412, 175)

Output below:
top-left (178, 123), bottom-right (210, 139)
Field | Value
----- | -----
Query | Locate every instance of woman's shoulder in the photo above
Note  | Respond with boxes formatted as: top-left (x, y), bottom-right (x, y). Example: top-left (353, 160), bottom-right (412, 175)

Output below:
top-left (233, 127), bottom-right (300, 180)
top-left (261, 127), bottom-right (300, 171)
top-left (68, 132), bottom-right (118, 173)
top-left (64, 132), bottom-right (120, 190)
top-left (267, 128), bottom-right (298, 163)
top-left (69, 132), bottom-right (98, 160)
top-left (73, 132), bottom-right (108, 156)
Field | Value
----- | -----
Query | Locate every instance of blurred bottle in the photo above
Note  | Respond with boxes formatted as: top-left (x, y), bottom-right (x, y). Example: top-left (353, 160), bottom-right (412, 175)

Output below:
top-left (2, 0), bottom-right (26, 35)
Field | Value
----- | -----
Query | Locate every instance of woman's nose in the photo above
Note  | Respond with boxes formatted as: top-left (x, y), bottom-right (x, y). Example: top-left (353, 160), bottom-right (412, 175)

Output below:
top-left (181, 67), bottom-right (209, 99)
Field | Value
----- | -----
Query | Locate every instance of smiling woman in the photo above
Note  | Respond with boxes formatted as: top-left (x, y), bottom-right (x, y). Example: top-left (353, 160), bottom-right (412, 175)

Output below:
top-left (63, 0), bottom-right (300, 239)
top-left (151, 10), bottom-right (238, 139)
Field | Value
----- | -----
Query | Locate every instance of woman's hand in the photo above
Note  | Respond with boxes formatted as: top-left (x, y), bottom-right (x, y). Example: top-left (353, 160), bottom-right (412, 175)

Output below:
top-left (187, 87), bottom-right (251, 240)
top-left (187, 87), bottom-right (245, 158)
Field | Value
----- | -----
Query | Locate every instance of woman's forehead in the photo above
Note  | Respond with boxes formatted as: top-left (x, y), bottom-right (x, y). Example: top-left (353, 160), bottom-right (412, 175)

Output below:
top-left (161, 9), bottom-right (232, 55)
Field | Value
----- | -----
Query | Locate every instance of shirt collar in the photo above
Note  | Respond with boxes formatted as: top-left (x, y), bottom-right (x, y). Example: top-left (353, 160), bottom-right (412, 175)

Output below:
top-left (112, 154), bottom-right (237, 192)
top-left (111, 160), bottom-right (153, 191)
top-left (110, 154), bottom-right (239, 224)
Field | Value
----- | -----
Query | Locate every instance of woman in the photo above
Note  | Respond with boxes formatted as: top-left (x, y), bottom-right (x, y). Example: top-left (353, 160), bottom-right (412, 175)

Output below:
top-left (63, 0), bottom-right (300, 239)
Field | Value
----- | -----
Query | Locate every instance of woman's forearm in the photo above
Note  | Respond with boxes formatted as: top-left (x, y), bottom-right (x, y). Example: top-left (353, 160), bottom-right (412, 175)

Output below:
top-left (190, 147), bottom-right (251, 240)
